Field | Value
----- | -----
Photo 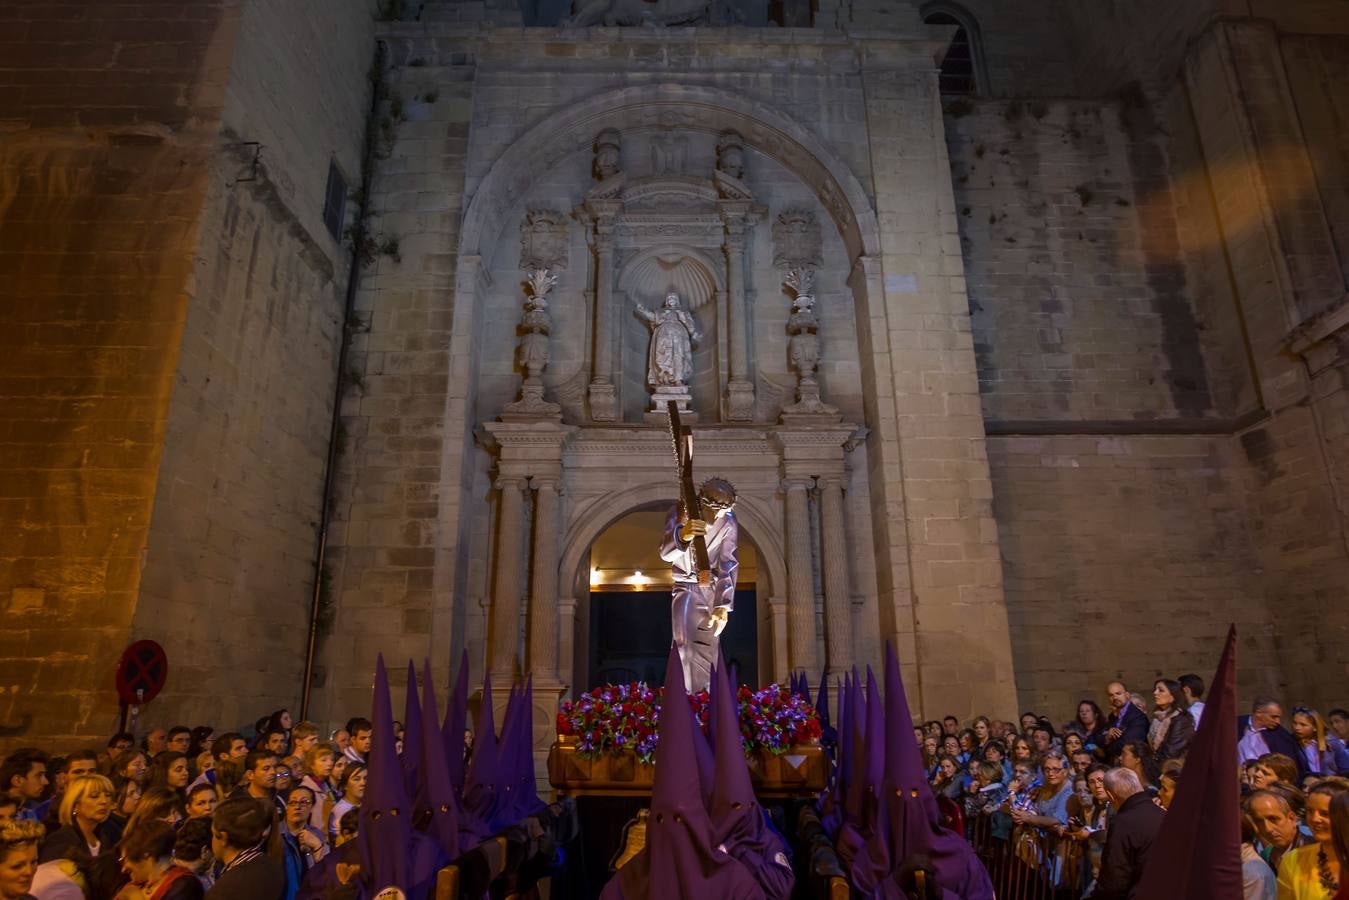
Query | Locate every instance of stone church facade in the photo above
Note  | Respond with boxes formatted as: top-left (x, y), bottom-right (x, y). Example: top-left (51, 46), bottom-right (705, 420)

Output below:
top-left (3, 0), bottom-right (1349, 749)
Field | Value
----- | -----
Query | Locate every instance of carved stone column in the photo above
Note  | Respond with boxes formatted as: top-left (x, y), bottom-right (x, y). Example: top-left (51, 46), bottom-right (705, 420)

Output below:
top-left (489, 474), bottom-right (527, 678)
top-left (527, 476), bottom-right (561, 681)
top-left (722, 213), bottom-right (755, 420)
top-left (557, 595), bottom-right (577, 691)
top-left (783, 476), bottom-right (817, 675)
top-left (817, 475), bottom-right (853, 679)
top-left (588, 214), bottom-right (618, 421)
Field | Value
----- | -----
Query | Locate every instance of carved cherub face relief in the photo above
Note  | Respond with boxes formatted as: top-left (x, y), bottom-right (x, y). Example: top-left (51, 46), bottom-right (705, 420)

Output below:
top-left (718, 145), bottom-right (744, 179)
top-left (596, 147), bottom-right (619, 179)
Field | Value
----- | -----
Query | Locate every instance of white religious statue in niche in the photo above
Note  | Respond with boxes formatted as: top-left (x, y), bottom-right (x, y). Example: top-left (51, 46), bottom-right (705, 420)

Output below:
top-left (635, 291), bottom-right (701, 388)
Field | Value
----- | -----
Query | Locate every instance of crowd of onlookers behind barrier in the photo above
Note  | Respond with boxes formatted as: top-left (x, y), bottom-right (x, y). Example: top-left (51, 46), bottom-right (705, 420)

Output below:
top-left (907, 677), bottom-right (1349, 899)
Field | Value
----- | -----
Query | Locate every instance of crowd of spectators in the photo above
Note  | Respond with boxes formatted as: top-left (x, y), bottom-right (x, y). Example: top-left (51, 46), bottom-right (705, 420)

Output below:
top-left (3, 675), bottom-right (1349, 900)
top-left (0, 710), bottom-right (400, 900)
top-left (916, 678), bottom-right (1349, 900)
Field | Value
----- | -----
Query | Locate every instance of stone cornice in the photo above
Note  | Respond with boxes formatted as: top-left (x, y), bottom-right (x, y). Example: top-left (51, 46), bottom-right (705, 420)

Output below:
top-left (1286, 293), bottom-right (1349, 376)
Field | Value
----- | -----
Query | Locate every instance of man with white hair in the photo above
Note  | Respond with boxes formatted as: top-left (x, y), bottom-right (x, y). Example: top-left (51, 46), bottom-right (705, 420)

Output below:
top-left (1093, 767), bottom-right (1166, 899)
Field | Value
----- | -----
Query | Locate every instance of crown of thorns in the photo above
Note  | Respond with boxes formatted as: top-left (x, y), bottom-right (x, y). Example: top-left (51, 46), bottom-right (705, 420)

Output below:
top-left (697, 477), bottom-right (737, 509)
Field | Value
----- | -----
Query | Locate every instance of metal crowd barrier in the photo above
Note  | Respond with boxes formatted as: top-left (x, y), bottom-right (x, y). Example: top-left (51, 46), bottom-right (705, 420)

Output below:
top-left (965, 811), bottom-right (1089, 900)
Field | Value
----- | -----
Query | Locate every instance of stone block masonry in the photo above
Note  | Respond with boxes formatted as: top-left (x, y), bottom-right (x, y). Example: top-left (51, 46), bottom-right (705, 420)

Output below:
top-left (130, 0), bottom-right (377, 738)
top-left (947, 97), bottom-right (1213, 424)
top-left (313, 32), bottom-right (480, 724)
top-left (0, 1), bottom-right (244, 751)
top-left (988, 434), bottom-right (1282, 717)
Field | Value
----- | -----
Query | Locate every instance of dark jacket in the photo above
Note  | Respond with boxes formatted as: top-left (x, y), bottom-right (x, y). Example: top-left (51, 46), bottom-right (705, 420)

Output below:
top-left (1094, 792), bottom-right (1165, 900)
top-left (37, 825), bottom-right (96, 864)
top-left (1237, 718), bottom-right (1308, 781)
top-left (206, 853), bottom-right (286, 900)
top-left (155, 868), bottom-right (206, 900)
top-left (1104, 704), bottom-right (1149, 762)
top-left (1154, 710), bottom-right (1194, 761)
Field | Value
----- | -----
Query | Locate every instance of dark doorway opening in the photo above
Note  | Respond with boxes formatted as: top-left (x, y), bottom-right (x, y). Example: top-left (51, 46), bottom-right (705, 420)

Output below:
top-left (587, 589), bottom-right (758, 689)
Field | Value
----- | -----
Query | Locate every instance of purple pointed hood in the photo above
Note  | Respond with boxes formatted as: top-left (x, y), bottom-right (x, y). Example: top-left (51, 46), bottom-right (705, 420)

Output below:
top-left (493, 683), bottom-right (521, 830)
top-left (442, 650), bottom-right (469, 793)
top-left (844, 669), bottom-right (867, 824)
top-left (711, 648), bottom-right (795, 899)
top-left (514, 676), bottom-right (546, 819)
top-left (816, 672), bottom-right (835, 748)
top-left (800, 673), bottom-right (812, 706)
top-left (419, 658), bottom-right (461, 859)
top-left (357, 655), bottom-right (415, 894)
top-left (863, 667), bottom-right (885, 825)
top-left (691, 669), bottom-right (716, 810)
top-left (881, 642), bottom-right (993, 899)
top-left (462, 673), bottom-right (499, 838)
top-left (820, 672), bottom-right (850, 841)
top-left (602, 645), bottom-right (763, 900)
top-left (1134, 626), bottom-right (1241, 899)
top-left (402, 659), bottom-right (425, 803)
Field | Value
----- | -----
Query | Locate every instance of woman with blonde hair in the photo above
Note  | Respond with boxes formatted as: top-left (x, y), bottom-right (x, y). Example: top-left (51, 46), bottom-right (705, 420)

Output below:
top-left (0, 819), bottom-right (43, 899)
top-left (297, 744), bottom-right (338, 833)
top-left (1293, 709), bottom-right (1349, 779)
top-left (1277, 777), bottom-right (1349, 899)
top-left (38, 774), bottom-right (114, 863)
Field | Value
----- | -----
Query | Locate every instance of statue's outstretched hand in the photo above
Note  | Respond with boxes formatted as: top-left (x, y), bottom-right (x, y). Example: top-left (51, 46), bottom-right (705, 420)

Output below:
top-left (707, 606), bottom-right (730, 636)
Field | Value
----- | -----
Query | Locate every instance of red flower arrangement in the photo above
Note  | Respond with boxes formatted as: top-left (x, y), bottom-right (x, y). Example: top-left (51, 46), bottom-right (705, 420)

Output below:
top-left (557, 681), bottom-right (819, 764)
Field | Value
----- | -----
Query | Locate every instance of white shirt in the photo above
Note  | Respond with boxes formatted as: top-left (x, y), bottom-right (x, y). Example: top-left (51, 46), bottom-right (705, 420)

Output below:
top-left (1238, 728), bottom-right (1271, 764)
top-left (1189, 700), bottom-right (1205, 728)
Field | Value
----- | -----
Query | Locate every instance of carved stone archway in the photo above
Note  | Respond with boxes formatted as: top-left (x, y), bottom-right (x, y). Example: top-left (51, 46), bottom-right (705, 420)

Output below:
top-left (458, 83), bottom-right (882, 265)
top-left (556, 479), bottom-right (790, 692)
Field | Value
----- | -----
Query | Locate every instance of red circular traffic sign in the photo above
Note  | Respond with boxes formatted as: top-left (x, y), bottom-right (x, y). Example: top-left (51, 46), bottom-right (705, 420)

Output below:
top-left (115, 640), bottom-right (168, 705)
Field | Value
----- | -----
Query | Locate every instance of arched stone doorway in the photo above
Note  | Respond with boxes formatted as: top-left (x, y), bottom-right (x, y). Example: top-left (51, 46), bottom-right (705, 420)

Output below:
top-left (556, 481), bottom-right (789, 696)
top-left (570, 503), bottom-right (763, 692)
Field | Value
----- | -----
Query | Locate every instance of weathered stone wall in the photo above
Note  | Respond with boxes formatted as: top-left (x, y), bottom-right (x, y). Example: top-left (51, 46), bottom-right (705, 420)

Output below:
top-left (989, 434), bottom-right (1281, 716)
top-left (1181, 21), bottom-right (1349, 707)
top-left (127, 0), bottom-right (375, 735)
top-left (948, 97), bottom-right (1214, 423)
top-left (0, 2), bottom-right (242, 751)
top-left (1283, 33), bottom-right (1349, 297)
top-left (314, 28), bottom-right (480, 723)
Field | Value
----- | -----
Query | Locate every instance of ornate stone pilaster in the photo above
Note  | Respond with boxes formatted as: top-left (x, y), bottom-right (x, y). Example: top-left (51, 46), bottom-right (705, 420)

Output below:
top-left (765, 595), bottom-right (789, 684)
top-left (587, 213), bottom-right (619, 421)
top-left (481, 420), bottom-right (575, 682)
top-left (557, 595), bottom-right (577, 691)
top-left (582, 130), bottom-right (623, 424)
top-left (489, 474), bottom-right (527, 678)
top-left (782, 475), bottom-right (817, 675)
top-left (527, 476), bottom-right (561, 680)
top-left (722, 214), bottom-right (755, 420)
top-left (817, 474), bottom-right (853, 679)
top-left (714, 130), bottom-right (759, 422)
